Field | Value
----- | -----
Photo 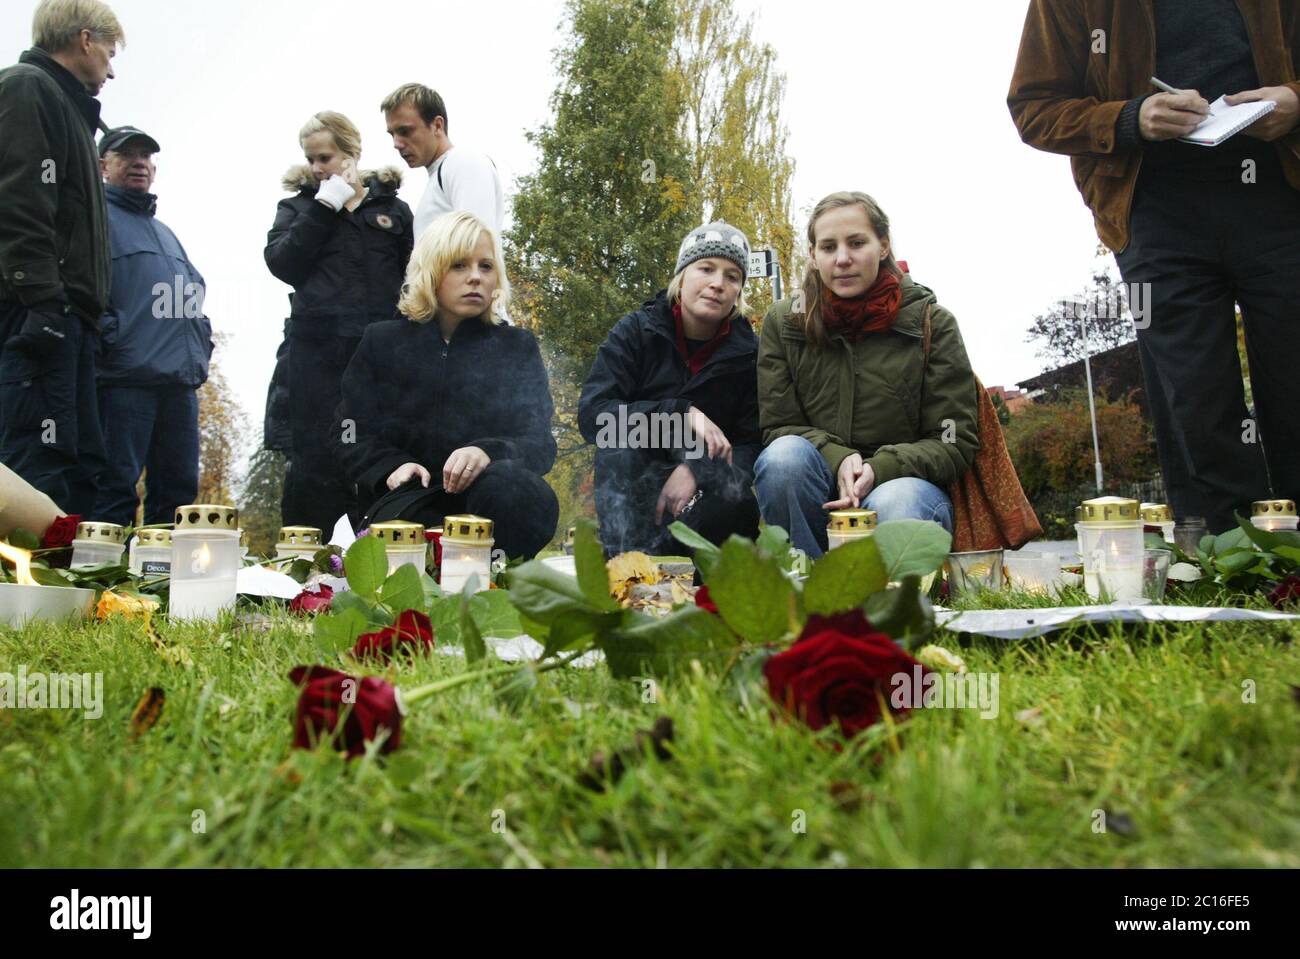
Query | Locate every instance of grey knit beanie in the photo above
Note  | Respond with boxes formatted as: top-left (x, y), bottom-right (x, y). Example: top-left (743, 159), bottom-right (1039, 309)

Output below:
top-left (674, 221), bottom-right (751, 280)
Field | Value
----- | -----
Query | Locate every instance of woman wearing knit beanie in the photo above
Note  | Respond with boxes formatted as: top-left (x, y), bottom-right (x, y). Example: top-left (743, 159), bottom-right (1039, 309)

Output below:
top-left (754, 191), bottom-right (980, 560)
top-left (578, 221), bottom-right (762, 560)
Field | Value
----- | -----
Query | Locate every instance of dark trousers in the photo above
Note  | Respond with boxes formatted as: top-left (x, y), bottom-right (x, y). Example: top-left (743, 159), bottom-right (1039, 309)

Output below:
top-left (1115, 154), bottom-right (1300, 533)
top-left (364, 462), bottom-right (559, 561)
top-left (93, 384), bottom-right (199, 526)
top-left (0, 303), bottom-right (107, 516)
top-left (282, 330), bottom-right (361, 535)
top-left (593, 447), bottom-right (760, 558)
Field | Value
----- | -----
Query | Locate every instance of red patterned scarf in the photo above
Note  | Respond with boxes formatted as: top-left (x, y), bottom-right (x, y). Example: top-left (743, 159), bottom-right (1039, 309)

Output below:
top-left (820, 269), bottom-right (903, 341)
top-left (673, 302), bottom-right (731, 376)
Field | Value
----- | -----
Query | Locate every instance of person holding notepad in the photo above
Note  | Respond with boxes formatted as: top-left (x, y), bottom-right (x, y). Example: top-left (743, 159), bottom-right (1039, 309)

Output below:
top-left (1008, 1), bottom-right (1300, 536)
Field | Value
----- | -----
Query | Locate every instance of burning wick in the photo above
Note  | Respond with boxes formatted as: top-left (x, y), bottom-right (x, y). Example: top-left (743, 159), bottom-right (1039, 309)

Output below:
top-left (191, 543), bottom-right (211, 575)
top-left (0, 541), bottom-right (37, 587)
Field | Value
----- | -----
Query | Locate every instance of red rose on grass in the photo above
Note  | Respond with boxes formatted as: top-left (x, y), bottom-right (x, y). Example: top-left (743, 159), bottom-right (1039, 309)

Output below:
top-left (289, 666), bottom-right (402, 758)
top-left (41, 514), bottom-right (81, 568)
top-left (289, 584), bottom-right (333, 615)
top-left (763, 609), bottom-right (930, 738)
top-left (1268, 574), bottom-right (1300, 610)
top-left (694, 585), bottom-right (718, 615)
top-left (425, 529), bottom-right (442, 568)
top-left (351, 609), bottom-right (434, 663)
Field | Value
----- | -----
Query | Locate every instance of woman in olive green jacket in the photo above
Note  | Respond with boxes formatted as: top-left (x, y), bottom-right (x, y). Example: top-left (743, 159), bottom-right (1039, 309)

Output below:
top-left (755, 191), bottom-right (980, 558)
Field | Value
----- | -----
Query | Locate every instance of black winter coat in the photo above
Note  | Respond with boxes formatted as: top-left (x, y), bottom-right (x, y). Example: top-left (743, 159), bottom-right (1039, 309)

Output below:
top-left (337, 317), bottom-right (557, 503)
top-left (0, 49), bottom-right (109, 324)
top-left (578, 291), bottom-right (761, 486)
top-left (264, 165), bottom-right (413, 338)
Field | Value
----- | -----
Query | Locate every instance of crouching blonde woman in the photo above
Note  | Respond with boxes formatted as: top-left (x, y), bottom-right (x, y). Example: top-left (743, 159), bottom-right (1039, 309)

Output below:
top-left (755, 191), bottom-right (980, 559)
top-left (336, 211), bottom-right (559, 560)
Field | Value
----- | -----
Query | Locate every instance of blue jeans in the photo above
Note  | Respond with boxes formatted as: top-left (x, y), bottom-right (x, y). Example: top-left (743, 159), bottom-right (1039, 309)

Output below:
top-left (94, 385), bottom-right (200, 526)
top-left (754, 435), bottom-right (953, 559)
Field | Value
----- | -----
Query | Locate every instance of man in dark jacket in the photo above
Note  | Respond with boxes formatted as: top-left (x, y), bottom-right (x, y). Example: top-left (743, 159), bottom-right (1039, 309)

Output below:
top-left (0, 0), bottom-right (124, 516)
top-left (93, 126), bottom-right (212, 526)
top-left (579, 221), bottom-right (762, 559)
top-left (1009, 0), bottom-right (1300, 534)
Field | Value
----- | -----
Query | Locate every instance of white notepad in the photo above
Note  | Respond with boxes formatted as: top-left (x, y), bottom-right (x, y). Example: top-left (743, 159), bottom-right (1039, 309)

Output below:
top-left (1180, 95), bottom-right (1276, 146)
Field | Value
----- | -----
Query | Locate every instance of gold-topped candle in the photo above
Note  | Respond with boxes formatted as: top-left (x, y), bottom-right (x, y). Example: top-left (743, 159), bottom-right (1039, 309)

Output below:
top-left (370, 521), bottom-right (427, 575)
top-left (170, 504), bottom-right (240, 620)
top-left (1140, 503), bottom-right (1176, 544)
top-left (440, 515), bottom-right (494, 594)
top-left (1077, 497), bottom-right (1142, 601)
top-left (69, 522), bottom-right (127, 569)
top-left (1251, 499), bottom-right (1298, 532)
top-left (827, 509), bottom-right (877, 551)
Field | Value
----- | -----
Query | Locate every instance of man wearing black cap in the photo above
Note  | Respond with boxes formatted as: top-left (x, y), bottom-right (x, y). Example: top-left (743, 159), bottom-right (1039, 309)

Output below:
top-left (94, 127), bottom-right (212, 527)
top-left (0, 0), bottom-right (125, 516)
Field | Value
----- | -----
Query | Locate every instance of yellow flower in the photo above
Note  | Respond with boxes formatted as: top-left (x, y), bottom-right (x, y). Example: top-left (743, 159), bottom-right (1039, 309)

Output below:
top-left (96, 590), bottom-right (160, 624)
top-left (917, 644), bottom-right (968, 674)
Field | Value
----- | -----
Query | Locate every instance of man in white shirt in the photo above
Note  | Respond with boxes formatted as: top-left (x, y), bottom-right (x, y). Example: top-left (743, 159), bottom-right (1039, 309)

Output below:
top-left (381, 82), bottom-right (504, 241)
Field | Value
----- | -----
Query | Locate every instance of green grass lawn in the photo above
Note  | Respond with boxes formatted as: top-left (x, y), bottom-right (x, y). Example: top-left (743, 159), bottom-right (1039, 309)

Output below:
top-left (1, 588), bottom-right (1297, 868)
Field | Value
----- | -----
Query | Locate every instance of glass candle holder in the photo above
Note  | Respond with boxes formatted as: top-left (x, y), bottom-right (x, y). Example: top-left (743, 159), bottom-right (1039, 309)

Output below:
top-left (1077, 496), bottom-right (1143, 602)
top-left (134, 527), bottom-right (173, 577)
top-left (238, 528), bottom-right (250, 564)
top-left (70, 522), bottom-right (127, 569)
top-left (274, 526), bottom-right (323, 567)
top-left (944, 549), bottom-right (1004, 596)
top-left (1251, 499), bottom-right (1298, 533)
top-left (170, 504), bottom-right (240, 621)
top-left (827, 509), bottom-right (877, 550)
top-left (370, 522), bottom-right (427, 576)
top-left (440, 515), bottom-right (494, 594)
top-left (1140, 503), bottom-right (1176, 545)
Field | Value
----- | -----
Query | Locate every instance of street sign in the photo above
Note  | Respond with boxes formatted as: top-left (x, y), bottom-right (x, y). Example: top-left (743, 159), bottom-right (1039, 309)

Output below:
top-left (747, 249), bottom-right (774, 279)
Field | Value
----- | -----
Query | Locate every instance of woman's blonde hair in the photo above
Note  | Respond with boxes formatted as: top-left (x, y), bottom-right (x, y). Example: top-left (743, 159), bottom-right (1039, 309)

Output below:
top-left (33, 0), bottom-right (125, 52)
top-left (667, 260), bottom-right (752, 319)
top-left (399, 212), bottom-right (511, 326)
top-left (298, 111), bottom-right (362, 162)
top-left (796, 191), bottom-right (902, 347)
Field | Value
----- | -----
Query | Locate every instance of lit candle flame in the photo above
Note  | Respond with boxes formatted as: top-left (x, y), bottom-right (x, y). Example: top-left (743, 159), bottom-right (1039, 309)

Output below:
top-left (0, 541), bottom-right (37, 587)
top-left (191, 543), bottom-right (211, 575)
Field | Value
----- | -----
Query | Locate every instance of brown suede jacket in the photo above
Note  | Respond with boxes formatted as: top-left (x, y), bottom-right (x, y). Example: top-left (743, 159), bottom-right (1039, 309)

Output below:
top-left (1007, 0), bottom-right (1300, 252)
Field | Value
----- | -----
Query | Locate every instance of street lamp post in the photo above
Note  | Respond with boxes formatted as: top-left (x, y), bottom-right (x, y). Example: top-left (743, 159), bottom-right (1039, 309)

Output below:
top-left (1073, 296), bottom-right (1105, 494)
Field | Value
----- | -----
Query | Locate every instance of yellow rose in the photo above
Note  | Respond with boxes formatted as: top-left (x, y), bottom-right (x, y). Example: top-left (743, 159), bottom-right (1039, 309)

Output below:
top-left (96, 590), bottom-right (160, 624)
top-left (916, 644), bottom-right (968, 674)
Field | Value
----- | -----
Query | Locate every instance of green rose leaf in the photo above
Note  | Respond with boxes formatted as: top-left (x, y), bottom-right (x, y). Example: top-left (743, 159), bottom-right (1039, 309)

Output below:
top-left (345, 536), bottom-right (388, 599)
top-left (459, 590), bottom-right (487, 664)
top-left (379, 563), bottom-right (424, 617)
top-left (313, 606), bottom-right (370, 655)
top-left (861, 575), bottom-right (933, 651)
top-left (706, 537), bottom-right (794, 645)
top-left (574, 519), bottom-right (618, 611)
top-left (873, 520), bottom-right (952, 582)
top-left (599, 605), bottom-right (736, 678)
top-left (29, 566), bottom-right (76, 587)
top-left (803, 536), bottom-right (888, 616)
top-left (332, 589), bottom-right (391, 627)
top-left (8, 528), bottom-right (41, 551)
top-left (668, 521), bottom-right (719, 580)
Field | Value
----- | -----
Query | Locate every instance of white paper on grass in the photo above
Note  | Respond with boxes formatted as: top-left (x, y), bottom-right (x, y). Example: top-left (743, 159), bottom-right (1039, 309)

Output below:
top-left (329, 514), bottom-right (356, 550)
top-left (936, 604), bottom-right (1300, 640)
top-left (436, 634), bottom-right (604, 668)
top-left (236, 564), bottom-right (304, 600)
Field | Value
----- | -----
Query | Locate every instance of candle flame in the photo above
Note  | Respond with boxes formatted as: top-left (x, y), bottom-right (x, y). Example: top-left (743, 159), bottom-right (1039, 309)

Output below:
top-left (0, 541), bottom-right (37, 587)
top-left (191, 542), bottom-right (211, 575)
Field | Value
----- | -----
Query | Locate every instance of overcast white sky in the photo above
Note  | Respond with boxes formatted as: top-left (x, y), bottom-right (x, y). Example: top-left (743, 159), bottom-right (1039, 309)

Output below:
top-left (3, 0), bottom-right (1104, 448)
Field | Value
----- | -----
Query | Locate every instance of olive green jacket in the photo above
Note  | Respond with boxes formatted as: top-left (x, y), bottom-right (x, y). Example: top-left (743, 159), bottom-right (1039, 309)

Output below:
top-left (757, 274), bottom-right (980, 489)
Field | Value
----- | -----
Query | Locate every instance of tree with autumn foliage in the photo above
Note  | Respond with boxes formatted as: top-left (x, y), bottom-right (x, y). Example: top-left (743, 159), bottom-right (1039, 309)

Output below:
top-left (672, 0), bottom-right (796, 326)
top-left (196, 332), bottom-right (251, 507)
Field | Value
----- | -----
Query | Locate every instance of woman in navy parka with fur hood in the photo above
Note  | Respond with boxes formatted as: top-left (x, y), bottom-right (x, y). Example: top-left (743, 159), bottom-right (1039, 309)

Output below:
top-left (264, 110), bottom-right (413, 535)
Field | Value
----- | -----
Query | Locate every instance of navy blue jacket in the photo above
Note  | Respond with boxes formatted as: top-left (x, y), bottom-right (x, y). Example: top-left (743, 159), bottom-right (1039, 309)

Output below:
top-left (98, 185), bottom-right (212, 388)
